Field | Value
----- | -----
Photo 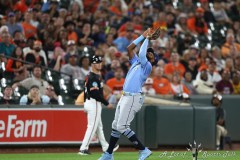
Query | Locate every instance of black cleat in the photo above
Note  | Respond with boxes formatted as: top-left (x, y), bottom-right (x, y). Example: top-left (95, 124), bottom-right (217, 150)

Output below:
top-left (78, 150), bottom-right (91, 155)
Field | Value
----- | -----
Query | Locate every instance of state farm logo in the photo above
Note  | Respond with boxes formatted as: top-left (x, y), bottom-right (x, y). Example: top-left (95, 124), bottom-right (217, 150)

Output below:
top-left (0, 115), bottom-right (47, 138)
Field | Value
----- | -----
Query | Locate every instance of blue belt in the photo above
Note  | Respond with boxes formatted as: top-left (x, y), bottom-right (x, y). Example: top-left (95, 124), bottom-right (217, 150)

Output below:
top-left (122, 91), bottom-right (143, 96)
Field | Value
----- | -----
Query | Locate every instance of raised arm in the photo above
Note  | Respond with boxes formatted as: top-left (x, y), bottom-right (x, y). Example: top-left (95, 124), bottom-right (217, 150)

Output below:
top-left (127, 29), bottom-right (150, 60)
top-left (138, 38), bottom-right (149, 64)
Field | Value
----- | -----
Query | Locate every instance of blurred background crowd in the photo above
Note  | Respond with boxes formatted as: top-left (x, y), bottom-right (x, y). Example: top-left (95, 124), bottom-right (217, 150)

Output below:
top-left (0, 0), bottom-right (240, 105)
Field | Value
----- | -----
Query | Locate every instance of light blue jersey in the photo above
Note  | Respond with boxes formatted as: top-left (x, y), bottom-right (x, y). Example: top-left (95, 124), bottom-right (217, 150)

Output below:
top-left (123, 39), bottom-right (152, 93)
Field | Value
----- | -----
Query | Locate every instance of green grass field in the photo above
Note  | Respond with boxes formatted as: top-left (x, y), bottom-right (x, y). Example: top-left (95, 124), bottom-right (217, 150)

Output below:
top-left (0, 151), bottom-right (239, 160)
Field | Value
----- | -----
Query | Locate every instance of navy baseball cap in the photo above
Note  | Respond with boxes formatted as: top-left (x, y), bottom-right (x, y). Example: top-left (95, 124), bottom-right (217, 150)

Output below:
top-left (8, 12), bottom-right (15, 17)
top-left (91, 55), bottom-right (102, 64)
top-left (147, 48), bottom-right (159, 66)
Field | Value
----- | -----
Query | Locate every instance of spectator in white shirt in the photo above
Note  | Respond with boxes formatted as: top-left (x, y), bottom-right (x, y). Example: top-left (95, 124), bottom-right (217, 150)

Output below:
top-left (142, 78), bottom-right (156, 96)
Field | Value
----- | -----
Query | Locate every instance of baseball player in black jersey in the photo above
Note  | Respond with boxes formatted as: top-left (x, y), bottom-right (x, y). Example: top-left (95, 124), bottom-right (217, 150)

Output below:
top-left (78, 55), bottom-right (119, 155)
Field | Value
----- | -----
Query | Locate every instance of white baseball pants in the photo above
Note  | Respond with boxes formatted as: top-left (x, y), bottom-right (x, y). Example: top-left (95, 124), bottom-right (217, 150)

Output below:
top-left (112, 94), bottom-right (144, 133)
top-left (216, 124), bottom-right (228, 146)
top-left (80, 98), bottom-right (108, 151)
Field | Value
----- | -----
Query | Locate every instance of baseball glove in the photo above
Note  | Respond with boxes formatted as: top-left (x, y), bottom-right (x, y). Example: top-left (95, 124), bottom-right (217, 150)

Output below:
top-left (147, 26), bottom-right (167, 40)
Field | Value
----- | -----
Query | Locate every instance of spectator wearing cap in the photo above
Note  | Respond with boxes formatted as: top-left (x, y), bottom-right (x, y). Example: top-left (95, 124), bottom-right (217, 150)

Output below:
top-left (193, 69), bottom-right (215, 94)
top-left (164, 52), bottom-right (186, 78)
top-left (6, 12), bottom-right (23, 37)
top-left (231, 71), bottom-right (240, 94)
top-left (216, 70), bottom-right (234, 95)
top-left (152, 66), bottom-right (171, 95)
top-left (106, 67), bottom-right (125, 95)
top-left (21, 11), bottom-right (37, 39)
top-left (180, 49), bottom-right (191, 69)
top-left (60, 54), bottom-right (84, 82)
top-left (0, 86), bottom-right (17, 105)
top-left (0, 25), bottom-right (9, 36)
top-left (196, 60), bottom-right (222, 87)
top-left (142, 77), bottom-right (156, 96)
top-left (185, 56), bottom-right (198, 79)
top-left (58, 8), bottom-right (68, 19)
top-left (187, 7), bottom-right (208, 35)
top-left (12, 65), bottom-right (49, 95)
top-left (19, 85), bottom-right (50, 105)
top-left (221, 33), bottom-right (240, 59)
top-left (64, 21), bottom-right (78, 44)
top-left (64, 40), bottom-right (79, 62)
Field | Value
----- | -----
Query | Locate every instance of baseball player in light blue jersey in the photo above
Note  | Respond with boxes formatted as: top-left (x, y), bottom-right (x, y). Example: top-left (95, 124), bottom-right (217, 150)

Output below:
top-left (99, 29), bottom-right (159, 160)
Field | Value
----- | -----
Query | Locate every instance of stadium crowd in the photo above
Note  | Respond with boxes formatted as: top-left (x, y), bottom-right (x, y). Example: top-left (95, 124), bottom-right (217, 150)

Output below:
top-left (0, 0), bottom-right (240, 105)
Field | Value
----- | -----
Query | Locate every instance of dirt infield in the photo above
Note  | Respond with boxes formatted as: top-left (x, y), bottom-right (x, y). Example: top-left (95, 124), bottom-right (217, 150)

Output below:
top-left (0, 143), bottom-right (239, 154)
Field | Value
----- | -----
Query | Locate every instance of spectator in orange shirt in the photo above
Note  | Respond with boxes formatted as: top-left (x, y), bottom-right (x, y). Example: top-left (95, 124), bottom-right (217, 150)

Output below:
top-left (13, 0), bottom-right (28, 13)
top-left (5, 46), bottom-right (28, 82)
top-left (187, 7), bottom-right (208, 35)
top-left (118, 16), bottom-right (143, 35)
top-left (221, 33), bottom-right (240, 58)
top-left (106, 67), bottom-right (125, 95)
top-left (64, 21), bottom-right (78, 44)
top-left (164, 52), bottom-right (186, 78)
top-left (152, 66), bottom-right (171, 95)
top-left (108, 0), bottom-right (127, 16)
top-left (153, 11), bottom-right (167, 29)
top-left (21, 11), bottom-right (37, 39)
